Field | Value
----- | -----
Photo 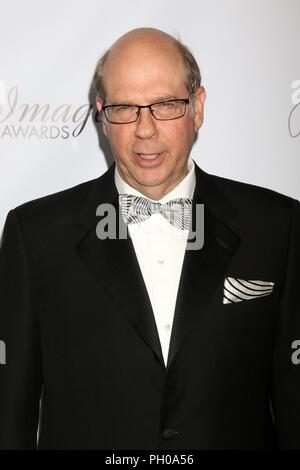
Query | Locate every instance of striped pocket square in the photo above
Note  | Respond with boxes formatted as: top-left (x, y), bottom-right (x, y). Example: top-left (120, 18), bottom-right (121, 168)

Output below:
top-left (223, 277), bottom-right (275, 304)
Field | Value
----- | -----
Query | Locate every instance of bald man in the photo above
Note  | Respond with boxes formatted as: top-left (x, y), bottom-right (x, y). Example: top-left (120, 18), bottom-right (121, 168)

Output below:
top-left (0, 28), bottom-right (300, 450)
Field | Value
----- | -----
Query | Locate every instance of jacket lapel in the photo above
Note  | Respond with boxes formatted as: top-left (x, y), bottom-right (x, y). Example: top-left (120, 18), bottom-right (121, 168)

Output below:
top-left (73, 161), bottom-right (241, 372)
top-left (166, 165), bottom-right (241, 369)
top-left (74, 164), bottom-right (164, 366)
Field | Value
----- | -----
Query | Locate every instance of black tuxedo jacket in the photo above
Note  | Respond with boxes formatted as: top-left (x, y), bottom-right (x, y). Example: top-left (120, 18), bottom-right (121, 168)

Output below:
top-left (0, 160), bottom-right (299, 450)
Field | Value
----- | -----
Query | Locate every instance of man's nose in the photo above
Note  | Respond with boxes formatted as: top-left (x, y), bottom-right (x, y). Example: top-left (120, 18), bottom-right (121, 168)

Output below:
top-left (134, 107), bottom-right (158, 139)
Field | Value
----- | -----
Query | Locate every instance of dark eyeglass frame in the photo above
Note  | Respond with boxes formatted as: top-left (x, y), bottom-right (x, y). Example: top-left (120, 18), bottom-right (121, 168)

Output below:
top-left (102, 98), bottom-right (190, 124)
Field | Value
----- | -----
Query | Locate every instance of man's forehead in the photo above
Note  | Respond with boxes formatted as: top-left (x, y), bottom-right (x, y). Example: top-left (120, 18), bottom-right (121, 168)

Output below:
top-left (105, 77), bottom-right (188, 104)
top-left (101, 30), bottom-right (188, 102)
top-left (103, 48), bottom-right (185, 98)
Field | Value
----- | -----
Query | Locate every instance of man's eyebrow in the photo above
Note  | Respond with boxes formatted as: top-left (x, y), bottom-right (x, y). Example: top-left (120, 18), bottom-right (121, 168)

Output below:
top-left (110, 95), bottom-right (179, 105)
top-left (150, 95), bottom-right (178, 102)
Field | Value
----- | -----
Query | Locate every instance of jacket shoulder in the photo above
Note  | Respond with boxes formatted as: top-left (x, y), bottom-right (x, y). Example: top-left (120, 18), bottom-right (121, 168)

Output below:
top-left (10, 175), bottom-right (101, 228)
top-left (204, 169), bottom-right (299, 210)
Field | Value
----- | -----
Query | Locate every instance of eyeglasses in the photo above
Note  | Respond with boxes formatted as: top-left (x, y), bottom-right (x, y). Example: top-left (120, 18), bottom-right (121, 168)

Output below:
top-left (102, 98), bottom-right (190, 124)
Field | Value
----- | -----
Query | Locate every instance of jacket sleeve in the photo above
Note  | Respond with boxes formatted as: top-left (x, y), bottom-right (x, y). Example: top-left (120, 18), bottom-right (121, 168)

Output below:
top-left (270, 198), bottom-right (300, 449)
top-left (0, 209), bottom-right (43, 449)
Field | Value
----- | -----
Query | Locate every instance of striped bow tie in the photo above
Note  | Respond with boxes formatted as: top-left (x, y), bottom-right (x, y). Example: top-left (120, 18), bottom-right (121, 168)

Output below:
top-left (118, 193), bottom-right (193, 230)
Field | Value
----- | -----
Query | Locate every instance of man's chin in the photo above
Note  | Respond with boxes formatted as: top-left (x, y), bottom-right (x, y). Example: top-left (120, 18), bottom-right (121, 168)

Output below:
top-left (132, 168), bottom-right (170, 188)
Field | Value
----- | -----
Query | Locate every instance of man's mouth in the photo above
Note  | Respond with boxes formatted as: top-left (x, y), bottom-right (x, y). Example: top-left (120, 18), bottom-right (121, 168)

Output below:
top-left (136, 153), bottom-right (160, 160)
top-left (134, 152), bottom-right (165, 166)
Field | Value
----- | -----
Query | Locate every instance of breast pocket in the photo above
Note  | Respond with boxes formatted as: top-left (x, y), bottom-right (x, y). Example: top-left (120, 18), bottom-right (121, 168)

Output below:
top-left (223, 276), bottom-right (275, 305)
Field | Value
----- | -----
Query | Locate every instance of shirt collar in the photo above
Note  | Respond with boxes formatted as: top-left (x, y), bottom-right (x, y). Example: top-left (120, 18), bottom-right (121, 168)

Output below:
top-left (114, 158), bottom-right (196, 202)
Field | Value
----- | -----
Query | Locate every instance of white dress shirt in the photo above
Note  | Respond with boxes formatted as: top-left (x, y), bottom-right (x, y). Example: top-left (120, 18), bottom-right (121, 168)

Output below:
top-left (114, 158), bottom-right (196, 366)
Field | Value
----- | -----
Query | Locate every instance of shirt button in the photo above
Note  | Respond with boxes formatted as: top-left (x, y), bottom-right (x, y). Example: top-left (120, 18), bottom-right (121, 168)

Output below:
top-left (164, 324), bottom-right (171, 332)
top-left (157, 259), bottom-right (165, 265)
top-left (162, 428), bottom-right (178, 440)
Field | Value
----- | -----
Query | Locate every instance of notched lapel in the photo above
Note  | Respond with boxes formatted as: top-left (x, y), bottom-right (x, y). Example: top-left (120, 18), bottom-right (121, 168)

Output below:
top-left (74, 164), bottom-right (165, 368)
top-left (166, 165), bottom-right (242, 371)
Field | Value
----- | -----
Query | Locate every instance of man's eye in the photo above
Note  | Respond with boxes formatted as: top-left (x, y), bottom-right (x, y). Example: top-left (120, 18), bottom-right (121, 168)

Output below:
top-left (156, 101), bottom-right (175, 108)
top-left (115, 106), bottom-right (133, 112)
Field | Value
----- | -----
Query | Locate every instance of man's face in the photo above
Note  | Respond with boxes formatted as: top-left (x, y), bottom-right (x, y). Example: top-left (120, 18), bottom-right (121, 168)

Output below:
top-left (96, 36), bottom-right (206, 199)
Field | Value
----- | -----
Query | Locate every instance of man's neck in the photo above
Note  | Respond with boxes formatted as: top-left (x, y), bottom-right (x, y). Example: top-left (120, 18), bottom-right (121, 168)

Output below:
top-left (117, 164), bottom-right (189, 201)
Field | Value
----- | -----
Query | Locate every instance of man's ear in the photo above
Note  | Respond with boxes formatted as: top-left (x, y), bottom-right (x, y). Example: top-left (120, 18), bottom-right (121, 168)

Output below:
top-left (96, 96), bottom-right (108, 137)
top-left (192, 86), bottom-right (206, 132)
